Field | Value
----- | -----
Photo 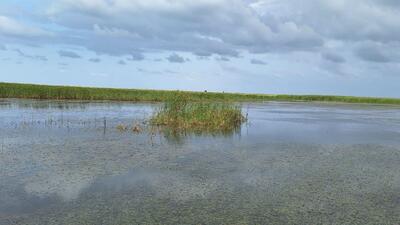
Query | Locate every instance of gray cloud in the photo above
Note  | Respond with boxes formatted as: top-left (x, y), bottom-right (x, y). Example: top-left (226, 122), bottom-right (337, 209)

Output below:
top-left (250, 59), bottom-right (267, 65)
top-left (375, 0), bottom-right (400, 7)
top-left (194, 52), bottom-right (212, 60)
top-left (322, 52), bottom-right (346, 64)
top-left (3, 0), bottom-right (398, 65)
top-left (354, 43), bottom-right (391, 63)
top-left (127, 52), bottom-right (144, 61)
top-left (319, 61), bottom-right (352, 77)
top-left (197, 56), bottom-right (210, 61)
top-left (89, 58), bottom-right (100, 63)
top-left (44, 0), bottom-right (322, 57)
top-left (216, 56), bottom-right (230, 62)
top-left (165, 69), bottom-right (179, 74)
top-left (136, 67), bottom-right (164, 75)
top-left (0, 44), bottom-right (6, 51)
top-left (58, 50), bottom-right (81, 58)
top-left (194, 52), bottom-right (213, 57)
top-left (166, 53), bottom-right (186, 63)
top-left (34, 55), bottom-right (47, 61)
top-left (118, 60), bottom-right (126, 65)
top-left (14, 49), bottom-right (48, 61)
top-left (254, 0), bottom-right (400, 44)
top-left (1, 0), bottom-right (400, 82)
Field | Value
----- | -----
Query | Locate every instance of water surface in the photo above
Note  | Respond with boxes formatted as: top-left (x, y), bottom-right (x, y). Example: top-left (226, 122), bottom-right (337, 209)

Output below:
top-left (1, 99), bottom-right (400, 225)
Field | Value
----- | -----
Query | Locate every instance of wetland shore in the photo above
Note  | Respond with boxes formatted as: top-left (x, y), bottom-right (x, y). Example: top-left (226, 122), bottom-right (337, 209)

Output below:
top-left (2, 82), bottom-right (400, 105)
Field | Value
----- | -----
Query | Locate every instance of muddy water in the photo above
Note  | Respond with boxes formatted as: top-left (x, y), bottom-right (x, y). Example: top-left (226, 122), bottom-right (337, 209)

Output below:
top-left (1, 99), bottom-right (400, 225)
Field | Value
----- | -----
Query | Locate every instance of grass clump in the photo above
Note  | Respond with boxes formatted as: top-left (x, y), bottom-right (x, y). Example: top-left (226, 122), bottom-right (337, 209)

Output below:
top-left (150, 93), bottom-right (247, 134)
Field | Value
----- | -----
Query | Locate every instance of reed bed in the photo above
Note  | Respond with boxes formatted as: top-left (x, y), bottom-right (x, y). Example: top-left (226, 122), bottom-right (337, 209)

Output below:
top-left (1, 82), bottom-right (400, 105)
top-left (150, 93), bottom-right (247, 134)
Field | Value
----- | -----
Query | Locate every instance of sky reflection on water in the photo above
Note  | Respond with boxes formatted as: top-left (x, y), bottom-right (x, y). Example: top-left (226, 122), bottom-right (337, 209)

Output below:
top-left (1, 99), bottom-right (400, 224)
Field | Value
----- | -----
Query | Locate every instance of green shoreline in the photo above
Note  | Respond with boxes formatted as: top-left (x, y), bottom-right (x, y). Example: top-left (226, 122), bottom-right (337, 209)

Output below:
top-left (1, 82), bottom-right (400, 105)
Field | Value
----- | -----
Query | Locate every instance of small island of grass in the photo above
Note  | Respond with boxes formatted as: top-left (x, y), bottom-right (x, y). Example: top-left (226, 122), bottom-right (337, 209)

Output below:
top-left (150, 93), bottom-right (247, 134)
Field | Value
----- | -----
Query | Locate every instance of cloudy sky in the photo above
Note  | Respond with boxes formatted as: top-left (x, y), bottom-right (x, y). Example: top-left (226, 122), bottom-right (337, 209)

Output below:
top-left (0, 0), bottom-right (399, 97)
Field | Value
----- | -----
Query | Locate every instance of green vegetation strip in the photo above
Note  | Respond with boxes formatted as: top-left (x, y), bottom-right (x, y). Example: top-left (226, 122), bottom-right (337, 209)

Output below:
top-left (1, 82), bottom-right (400, 104)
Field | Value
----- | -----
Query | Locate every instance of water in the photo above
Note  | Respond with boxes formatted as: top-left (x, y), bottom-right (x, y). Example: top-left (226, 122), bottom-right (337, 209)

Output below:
top-left (1, 99), bottom-right (400, 225)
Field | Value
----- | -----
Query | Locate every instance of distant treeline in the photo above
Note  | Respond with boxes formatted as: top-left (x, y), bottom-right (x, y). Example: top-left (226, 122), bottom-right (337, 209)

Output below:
top-left (1, 82), bottom-right (400, 105)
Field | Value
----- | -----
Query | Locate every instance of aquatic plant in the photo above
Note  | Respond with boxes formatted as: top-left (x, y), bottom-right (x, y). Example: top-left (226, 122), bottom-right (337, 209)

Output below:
top-left (131, 124), bottom-right (142, 133)
top-left (116, 123), bottom-right (142, 133)
top-left (150, 93), bottom-right (247, 134)
top-left (116, 124), bottom-right (128, 132)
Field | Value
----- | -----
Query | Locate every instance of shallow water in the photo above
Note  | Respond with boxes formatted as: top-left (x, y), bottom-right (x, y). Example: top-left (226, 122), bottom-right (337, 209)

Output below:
top-left (1, 99), bottom-right (400, 225)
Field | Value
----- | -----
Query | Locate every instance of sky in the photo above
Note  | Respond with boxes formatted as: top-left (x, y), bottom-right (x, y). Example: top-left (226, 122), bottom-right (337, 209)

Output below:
top-left (0, 0), bottom-right (399, 97)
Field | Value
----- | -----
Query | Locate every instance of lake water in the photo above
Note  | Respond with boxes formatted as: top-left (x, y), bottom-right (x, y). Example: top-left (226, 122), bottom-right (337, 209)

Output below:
top-left (1, 99), bottom-right (400, 225)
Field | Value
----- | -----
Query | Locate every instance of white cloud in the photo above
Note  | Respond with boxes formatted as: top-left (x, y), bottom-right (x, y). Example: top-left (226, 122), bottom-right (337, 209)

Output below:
top-left (1, 0), bottom-right (400, 92)
top-left (254, 0), bottom-right (400, 43)
top-left (45, 0), bottom-right (322, 56)
top-left (0, 15), bottom-right (52, 37)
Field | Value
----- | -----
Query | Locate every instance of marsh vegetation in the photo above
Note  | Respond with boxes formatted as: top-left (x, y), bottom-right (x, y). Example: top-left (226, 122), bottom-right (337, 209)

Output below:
top-left (2, 82), bottom-right (400, 105)
top-left (150, 93), bottom-right (247, 135)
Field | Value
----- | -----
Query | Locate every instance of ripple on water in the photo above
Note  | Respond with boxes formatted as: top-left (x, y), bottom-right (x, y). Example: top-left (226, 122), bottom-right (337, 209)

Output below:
top-left (1, 99), bottom-right (400, 225)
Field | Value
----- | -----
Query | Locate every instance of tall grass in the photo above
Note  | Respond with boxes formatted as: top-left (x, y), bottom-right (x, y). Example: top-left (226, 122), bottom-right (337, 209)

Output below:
top-left (1, 82), bottom-right (400, 105)
top-left (150, 93), bottom-right (246, 134)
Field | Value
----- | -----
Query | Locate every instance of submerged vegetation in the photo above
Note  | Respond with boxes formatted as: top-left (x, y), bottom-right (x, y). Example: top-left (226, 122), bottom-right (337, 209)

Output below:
top-left (1, 82), bottom-right (400, 105)
top-left (150, 93), bottom-right (247, 134)
top-left (116, 123), bottom-right (142, 133)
